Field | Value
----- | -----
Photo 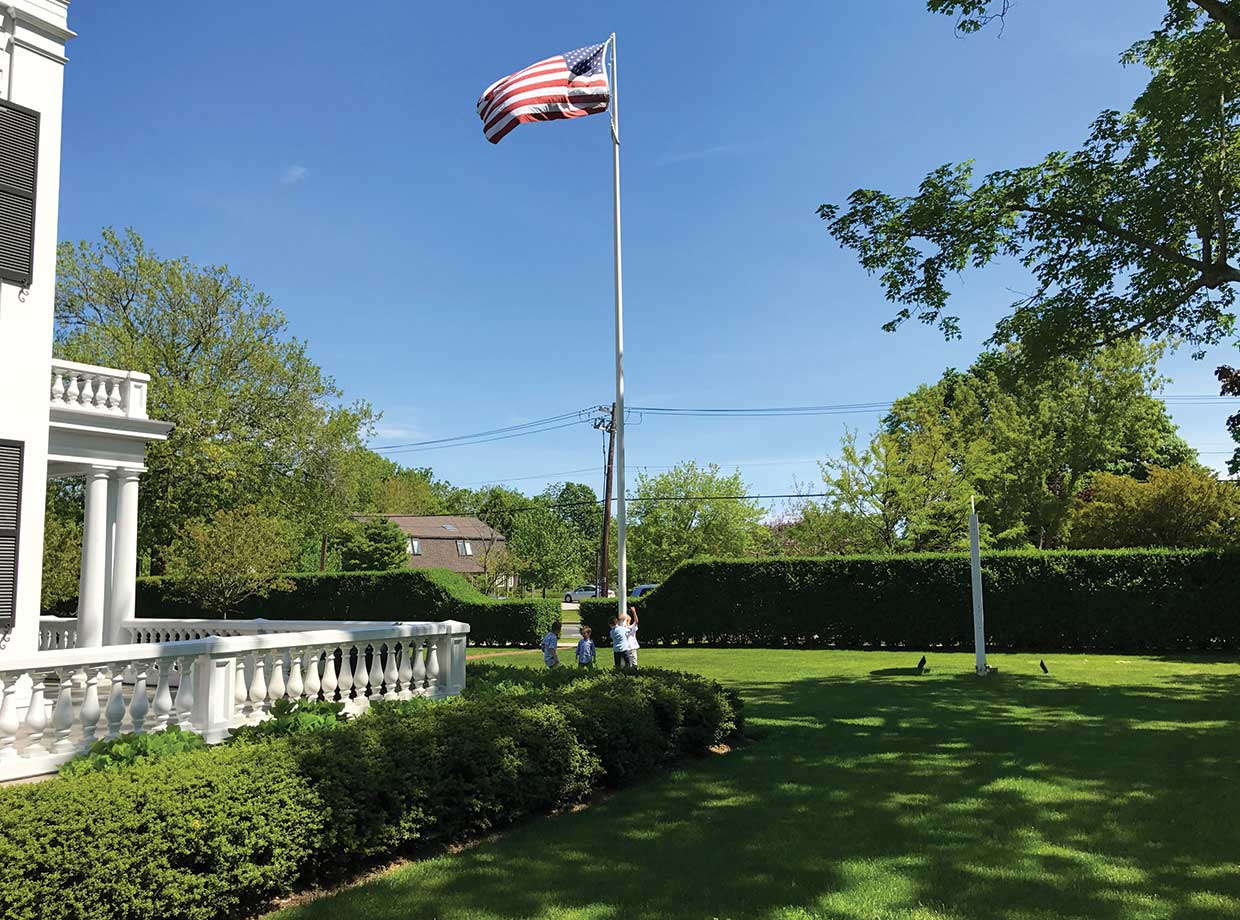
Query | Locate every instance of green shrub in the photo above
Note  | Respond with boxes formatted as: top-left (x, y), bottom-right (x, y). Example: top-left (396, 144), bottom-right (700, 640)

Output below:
top-left (59, 725), bottom-right (207, 777)
top-left (227, 699), bottom-right (347, 742)
top-left (580, 550), bottom-right (1240, 651)
top-left (0, 668), bottom-right (741, 917)
top-left (136, 568), bottom-right (560, 646)
top-left (0, 742), bottom-right (323, 920)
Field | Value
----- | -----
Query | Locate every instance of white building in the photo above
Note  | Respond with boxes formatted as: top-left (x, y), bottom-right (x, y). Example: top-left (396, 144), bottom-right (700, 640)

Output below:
top-left (0, 1), bottom-right (467, 780)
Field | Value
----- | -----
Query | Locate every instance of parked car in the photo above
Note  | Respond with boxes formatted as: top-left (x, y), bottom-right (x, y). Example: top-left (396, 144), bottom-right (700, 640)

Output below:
top-left (564, 584), bottom-right (615, 603)
top-left (631, 583), bottom-right (660, 598)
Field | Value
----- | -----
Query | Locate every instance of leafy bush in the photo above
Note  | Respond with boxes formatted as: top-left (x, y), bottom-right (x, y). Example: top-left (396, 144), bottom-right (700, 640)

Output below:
top-left (0, 742), bottom-right (322, 920)
top-left (59, 725), bottom-right (207, 777)
top-left (336, 517), bottom-right (409, 571)
top-left (580, 550), bottom-right (1240, 651)
top-left (136, 567), bottom-right (560, 646)
top-left (227, 699), bottom-right (347, 742)
top-left (0, 668), bottom-right (743, 918)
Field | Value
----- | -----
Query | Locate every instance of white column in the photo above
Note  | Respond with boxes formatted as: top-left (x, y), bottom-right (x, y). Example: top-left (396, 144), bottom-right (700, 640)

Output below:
top-left (76, 468), bottom-right (111, 648)
top-left (105, 470), bottom-right (141, 645)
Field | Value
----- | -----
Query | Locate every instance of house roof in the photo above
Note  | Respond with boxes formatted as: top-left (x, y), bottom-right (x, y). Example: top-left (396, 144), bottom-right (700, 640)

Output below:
top-left (367, 514), bottom-right (505, 542)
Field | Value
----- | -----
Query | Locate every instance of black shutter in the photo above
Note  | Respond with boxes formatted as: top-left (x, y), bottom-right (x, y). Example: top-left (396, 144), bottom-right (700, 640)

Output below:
top-left (0, 99), bottom-right (38, 287)
top-left (0, 441), bottom-right (21, 627)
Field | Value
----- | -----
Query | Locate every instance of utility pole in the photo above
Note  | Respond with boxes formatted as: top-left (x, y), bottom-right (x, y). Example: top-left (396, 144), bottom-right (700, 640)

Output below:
top-left (595, 404), bottom-right (616, 595)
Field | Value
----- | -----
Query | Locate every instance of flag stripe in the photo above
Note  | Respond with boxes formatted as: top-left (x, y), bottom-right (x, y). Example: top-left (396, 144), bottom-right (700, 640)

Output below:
top-left (477, 42), bottom-right (610, 144)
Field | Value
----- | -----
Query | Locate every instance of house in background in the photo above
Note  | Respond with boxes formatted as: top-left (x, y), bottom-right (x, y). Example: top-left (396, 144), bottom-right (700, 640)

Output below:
top-left (378, 515), bottom-right (512, 584)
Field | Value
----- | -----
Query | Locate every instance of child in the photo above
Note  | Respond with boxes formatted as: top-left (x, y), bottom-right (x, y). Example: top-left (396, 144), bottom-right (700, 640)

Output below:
top-left (576, 625), bottom-right (596, 669)
top-left (541, 620), bottom-right (562, 668)
top-left (624, 605), bottom-right (640, 668)
top-left (610, 615), bottom-right (629, 669)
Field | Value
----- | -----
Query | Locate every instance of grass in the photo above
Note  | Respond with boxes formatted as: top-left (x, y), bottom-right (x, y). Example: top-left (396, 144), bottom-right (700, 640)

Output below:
top-left (268, 648), bottom-right (1240, 920)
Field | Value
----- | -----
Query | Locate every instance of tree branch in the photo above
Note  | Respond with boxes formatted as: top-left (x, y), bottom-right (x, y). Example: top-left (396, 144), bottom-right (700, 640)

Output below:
top-left (1090, 277), bottom-right (1208, 348)
top-left (1194, 0), bottom-right (1240, 40)
top-left (1022, 204), bottom-right (1210, 273)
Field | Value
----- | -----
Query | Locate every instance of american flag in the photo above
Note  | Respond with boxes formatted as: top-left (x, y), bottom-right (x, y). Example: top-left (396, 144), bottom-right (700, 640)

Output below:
top-left (477, 42), bottom-right (610, 144)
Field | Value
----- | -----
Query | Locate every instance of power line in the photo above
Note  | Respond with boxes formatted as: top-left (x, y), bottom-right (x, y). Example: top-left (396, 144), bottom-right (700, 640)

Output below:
top-left (372, 408), bottom-right (598, 453)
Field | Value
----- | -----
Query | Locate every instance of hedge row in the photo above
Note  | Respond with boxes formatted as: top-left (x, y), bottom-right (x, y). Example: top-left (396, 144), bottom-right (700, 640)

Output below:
top-left (0, 666), bottom-right (742, 920)
top-left (580, 549), bottom-right (1240, 651)
top-left (135, 568), bottom-right (560, 646)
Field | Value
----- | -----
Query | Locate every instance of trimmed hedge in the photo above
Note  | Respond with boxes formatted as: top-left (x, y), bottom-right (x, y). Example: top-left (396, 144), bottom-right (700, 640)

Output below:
top-left (0, 667), bottom-right (741, 920)
top-left (580, 550), bottom-right (1240, 651)
top-left (135, 568), bottom-right (560, 647)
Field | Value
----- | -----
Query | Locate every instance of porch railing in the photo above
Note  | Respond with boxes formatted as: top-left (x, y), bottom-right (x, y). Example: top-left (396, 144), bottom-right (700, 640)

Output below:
top-left (3, 620), bottom-right (469, 781)
top-left (49, 358), bottom-right (151, 419)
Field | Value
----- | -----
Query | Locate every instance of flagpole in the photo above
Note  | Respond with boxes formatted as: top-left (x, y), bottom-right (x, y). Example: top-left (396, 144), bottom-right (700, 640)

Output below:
top-left (608, 32), bottom-right (627, 618)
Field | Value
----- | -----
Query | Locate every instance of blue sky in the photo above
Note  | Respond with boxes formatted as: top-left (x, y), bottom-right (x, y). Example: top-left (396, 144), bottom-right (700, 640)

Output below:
top-left (58, 0), bottom-right (1238, 506)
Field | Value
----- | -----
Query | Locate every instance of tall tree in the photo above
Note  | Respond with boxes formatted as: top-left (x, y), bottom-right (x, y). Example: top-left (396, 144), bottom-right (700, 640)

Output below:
top-left (506, 502), bottom-right (584, 596)
top-left (627, 463), bottom-right (765, 582)
top-left (1070, 465), bottom-right (1240, 547)
top-left (820, 20), bottom-right (1240, 361)
top-left (55, 228), bottom-right (374, 569)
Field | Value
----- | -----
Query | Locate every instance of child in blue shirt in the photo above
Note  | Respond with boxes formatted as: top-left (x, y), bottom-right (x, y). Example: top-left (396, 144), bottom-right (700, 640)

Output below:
top-left (541, 620), bottom-right (562, 668)
top-left (576, 625), bottom-right (596, 668)
top-left (610, 611), bottom-right (636, 669)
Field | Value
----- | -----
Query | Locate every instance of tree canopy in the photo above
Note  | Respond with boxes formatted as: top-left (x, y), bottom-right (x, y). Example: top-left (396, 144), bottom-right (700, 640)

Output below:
top-left (821, 16), bottom-right (1240, 361)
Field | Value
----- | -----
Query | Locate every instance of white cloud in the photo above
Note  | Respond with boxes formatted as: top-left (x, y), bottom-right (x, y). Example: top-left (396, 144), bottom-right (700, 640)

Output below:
top-left (281, 164), bottom-right (310, 184)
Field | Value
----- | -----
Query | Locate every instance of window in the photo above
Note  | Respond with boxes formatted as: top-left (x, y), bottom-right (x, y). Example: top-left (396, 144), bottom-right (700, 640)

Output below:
top-left (0, 100), bottom-right (39, 286)
top-left (456, 540), bottom-right (473, 557)
top-left (441, 523), bottom-right (458, 531)
top-left (0, 440), bottom-right (22, 628)
top-left (407, 538), bottom-right (421, 556)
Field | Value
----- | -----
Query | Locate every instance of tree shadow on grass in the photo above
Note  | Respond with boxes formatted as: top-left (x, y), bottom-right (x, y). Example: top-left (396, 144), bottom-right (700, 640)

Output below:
top-left (276, 666), bottom-right (1240, 920)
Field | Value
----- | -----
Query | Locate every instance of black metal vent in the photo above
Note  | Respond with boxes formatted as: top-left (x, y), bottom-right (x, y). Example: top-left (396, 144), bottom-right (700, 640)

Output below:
top-left (0, 100), bottom-right (38, 286)
top-left (0, 441), bottom-right (21, 627)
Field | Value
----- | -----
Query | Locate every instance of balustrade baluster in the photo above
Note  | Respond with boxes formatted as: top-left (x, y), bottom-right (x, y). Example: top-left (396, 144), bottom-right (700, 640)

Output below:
top-left (367, 645), bottom-right (384, 700)
top-left (269, 652), bottom-right (287, 702)
top-left (173, 658), bottom-right (194, 728)
top-left (50, 370), bottom-right (65, 402)
top-left (24, 673), bottom-right (49, 756)
top-left (78, 375), bottom-right (94, 409)
top-left (80, 668), bottom-right (102, 743)
top-left (106, 379), bottom-right (123, 411)
top-left (152, 661), bottom-right (174, 731)
top-left (129, 662), bottom-right (151, 734)
top-left (0, 676), bottom-right (20, 760)
top-left (426, 638), bottom-right (441, 694)
top-left (248, 654), bottom-right (269, 719)
top-left (66, 373), bottom-right (82, 406)
top-left (411, 639), bottom-right (427, 695)
top-left (234, 658), bottom-right (249, 713)
top-left (338, 646), bottom-right (355, 701)
top-left (397, 643), bottom-right (414, 700)
top-left (383, 644), bottom-right (399, 701)
top-left (105, 667), bottom-right (127, 739)
top-left (303, 648), bottom-right (322, 701)
top-left (321, 647), bottom-right (339, 702)
top-left (51, 669), bottom-right (77, 754)
top-left (92, 376), bottom-right (109, 409)
top-left (287, 650), bottom-right (305, 702)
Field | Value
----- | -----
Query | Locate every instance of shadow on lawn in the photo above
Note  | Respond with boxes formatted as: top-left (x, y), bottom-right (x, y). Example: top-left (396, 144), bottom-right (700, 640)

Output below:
top-left (282, 666), bottom-right (1240, 920)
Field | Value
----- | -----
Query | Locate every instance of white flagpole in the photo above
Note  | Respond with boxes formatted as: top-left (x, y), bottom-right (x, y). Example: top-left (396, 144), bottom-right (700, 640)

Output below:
top-left (969, 495), bottom-right (987, 675)
top-left (608, 33), bottom-right (627, 618)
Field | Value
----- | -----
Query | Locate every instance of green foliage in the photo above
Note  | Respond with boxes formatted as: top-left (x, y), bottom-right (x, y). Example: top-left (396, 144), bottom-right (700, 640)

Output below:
top-left (820, 20), bottom-right (1240, 359)
top-left (59, 726), bottom-right (207, 777)
top-left (40, 504), bottom-right (81, 615)
top-left (507, 501), bottom-right (587, 594)
top-left (1070, 465), bottom-right (1240, 548)
top-left (337, 517), bottom-right (409, 572)
top-left (579, 550), bottom-right (1240, 651)
top-left (227, 699), bottom-right (348, 743)
top-left (628, 462), bottom-right (765, 583)
top-left (163, 505), bottom-right (296, 616)
top-left (137, 567), bottom-right (560, 646)
top-left (0, 742), bottom-right (323, 920)
top-left (55, 228), bottom-right (376, 573)
top-left (0, 670), bottom-right (742, 919)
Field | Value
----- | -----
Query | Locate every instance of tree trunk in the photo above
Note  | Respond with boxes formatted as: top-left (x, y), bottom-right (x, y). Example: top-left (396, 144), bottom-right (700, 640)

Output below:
top-left (319, 534), bottom-right (328, 571)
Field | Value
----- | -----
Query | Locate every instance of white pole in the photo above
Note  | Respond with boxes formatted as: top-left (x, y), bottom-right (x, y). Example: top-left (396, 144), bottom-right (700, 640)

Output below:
top-left (969, 495), bottom-right (987, 675)
top-left (608, 33), bottom-right (627, 618)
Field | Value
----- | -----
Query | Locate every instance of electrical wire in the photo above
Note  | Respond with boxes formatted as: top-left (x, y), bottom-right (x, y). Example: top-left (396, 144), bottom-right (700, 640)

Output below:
top-left (372, 408), bottom-right (598, 453)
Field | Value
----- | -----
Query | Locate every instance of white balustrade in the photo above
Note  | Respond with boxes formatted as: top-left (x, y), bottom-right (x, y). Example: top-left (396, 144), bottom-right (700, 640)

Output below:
top-left (39, 617), bottom-right (79, 651)
top-left (0, 621), bottom-right (470, 781)
top-left (49, 359), bottom-right (150, 419)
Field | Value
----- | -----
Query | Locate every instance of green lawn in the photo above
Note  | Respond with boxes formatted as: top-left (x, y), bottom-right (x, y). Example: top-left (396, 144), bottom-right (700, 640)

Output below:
top-left (269, 649), bottom-right (1240, 920)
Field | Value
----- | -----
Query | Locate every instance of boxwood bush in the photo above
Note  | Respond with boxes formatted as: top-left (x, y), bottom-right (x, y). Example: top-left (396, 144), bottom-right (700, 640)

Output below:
top-left (134, 568), bottom-right (559, 646)
top-left (0, 666), bottom-right (742, 920)
top-left (580, 549), bottom-right (1240, 651)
